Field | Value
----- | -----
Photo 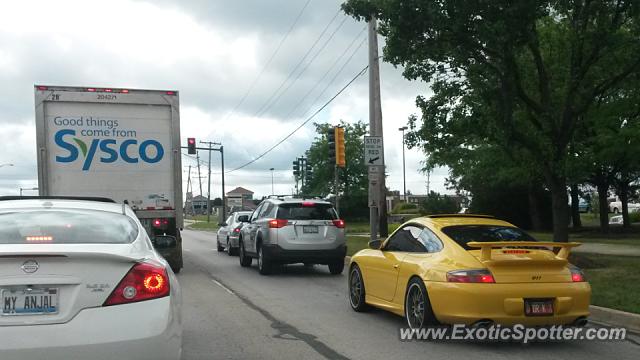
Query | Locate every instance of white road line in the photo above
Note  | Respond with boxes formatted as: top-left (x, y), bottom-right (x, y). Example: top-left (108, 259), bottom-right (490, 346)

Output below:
top-left (211, 279), bottom-right (235, 295)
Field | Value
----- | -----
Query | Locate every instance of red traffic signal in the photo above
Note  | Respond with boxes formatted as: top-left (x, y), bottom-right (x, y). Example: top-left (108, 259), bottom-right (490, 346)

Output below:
top-left (187, 137), bottom-right (196, 154)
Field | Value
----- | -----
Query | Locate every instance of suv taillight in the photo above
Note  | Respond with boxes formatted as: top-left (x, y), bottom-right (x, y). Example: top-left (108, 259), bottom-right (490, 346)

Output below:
top-left (332, 219), bottom-right (345, 228)
top-left (447, 269), bottom-right (495, 283)
top-left (268, 219), bottom-right (289, 228)
top-left (103, 261), bottom-right (170, 306)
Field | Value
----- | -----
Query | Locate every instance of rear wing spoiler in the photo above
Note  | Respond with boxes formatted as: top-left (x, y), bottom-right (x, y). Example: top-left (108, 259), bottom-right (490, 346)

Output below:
top-left (466, 241), bottom-right (581, 262)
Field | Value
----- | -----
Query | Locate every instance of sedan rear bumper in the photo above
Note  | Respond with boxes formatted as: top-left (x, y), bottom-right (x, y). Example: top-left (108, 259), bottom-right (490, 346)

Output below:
top-left (262, 244), bottom-right (347, 264)
top-left (426, 281), bottom-right (591, 326)
top-left (0, 297), bottom-right (181, 360)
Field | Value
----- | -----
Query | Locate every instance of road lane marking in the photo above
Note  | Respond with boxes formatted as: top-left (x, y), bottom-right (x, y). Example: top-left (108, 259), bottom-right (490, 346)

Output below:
top-left (211, 279), bottom-right (234, 295)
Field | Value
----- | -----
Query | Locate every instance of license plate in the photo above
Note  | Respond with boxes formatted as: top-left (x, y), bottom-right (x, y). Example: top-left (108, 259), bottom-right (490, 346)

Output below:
top-left (302, 225), bottom-right (319, 234)
top-left (524, 299), bottom-right (553, 316)
top-left (1, 288), bottom-right (59, 316)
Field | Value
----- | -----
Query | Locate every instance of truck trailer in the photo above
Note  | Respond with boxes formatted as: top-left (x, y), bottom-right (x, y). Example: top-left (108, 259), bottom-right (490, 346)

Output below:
top-left (34, 85), bottom-right (183, 272)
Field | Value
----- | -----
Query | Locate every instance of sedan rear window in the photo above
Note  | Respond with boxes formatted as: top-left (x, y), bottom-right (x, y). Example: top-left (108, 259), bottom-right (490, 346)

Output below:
top-left (441, 225), bottom-right (536, 250)
top-left (276, 203), bottom-right (337, 220)
top-left (0, 209), bottom-right (139, 244)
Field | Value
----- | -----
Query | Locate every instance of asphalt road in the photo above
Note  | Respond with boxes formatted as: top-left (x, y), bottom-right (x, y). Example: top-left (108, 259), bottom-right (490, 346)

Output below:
top-left (178, 229), bottom-right (639, 360)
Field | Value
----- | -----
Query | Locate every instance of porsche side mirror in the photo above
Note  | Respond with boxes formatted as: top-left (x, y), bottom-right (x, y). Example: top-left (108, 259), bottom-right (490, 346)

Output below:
top-left (368, 239), bottom-right (382, 250)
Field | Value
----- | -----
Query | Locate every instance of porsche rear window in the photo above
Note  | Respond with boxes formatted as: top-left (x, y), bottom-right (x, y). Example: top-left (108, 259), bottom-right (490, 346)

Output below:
top-left (0, 209), bottom-right (139, 244)
top-left (441, 225), bottom-right (537, 250)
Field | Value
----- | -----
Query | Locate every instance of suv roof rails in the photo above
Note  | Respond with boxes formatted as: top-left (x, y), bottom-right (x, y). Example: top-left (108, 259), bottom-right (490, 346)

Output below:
top-left (426, 214), bottom-right (495, 219)
top-left (0, 196), bottom-right (117, 203)
top-left (266, 194), bottom-right (327, 201)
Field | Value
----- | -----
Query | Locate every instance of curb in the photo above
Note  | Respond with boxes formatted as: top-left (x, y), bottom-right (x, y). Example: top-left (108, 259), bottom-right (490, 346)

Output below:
top-left (589, 305), bottom-right (640, 334)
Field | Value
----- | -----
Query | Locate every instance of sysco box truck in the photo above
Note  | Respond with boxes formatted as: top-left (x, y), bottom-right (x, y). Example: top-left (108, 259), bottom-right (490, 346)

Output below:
top-left (34, 85), bottom-right (183, 272)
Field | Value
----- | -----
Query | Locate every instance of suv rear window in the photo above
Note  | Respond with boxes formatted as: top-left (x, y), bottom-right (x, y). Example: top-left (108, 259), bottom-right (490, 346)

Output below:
top-left (276, 203), bottom-right (337, 220)
top-left (441, 225), bottom-right (536, 250)
top-left (0, 209), bottom-right (139, 244)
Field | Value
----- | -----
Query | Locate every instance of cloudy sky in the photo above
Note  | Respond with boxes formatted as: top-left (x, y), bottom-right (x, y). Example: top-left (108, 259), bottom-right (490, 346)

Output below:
top-left (0, 0), bottom-right (449, 199)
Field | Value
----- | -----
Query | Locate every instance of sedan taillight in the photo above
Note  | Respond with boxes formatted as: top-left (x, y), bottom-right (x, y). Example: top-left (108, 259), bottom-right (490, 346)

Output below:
top-left (103, 261), bottom-right (170, 306)
top-left (447, 269), bottom-right (495, 283)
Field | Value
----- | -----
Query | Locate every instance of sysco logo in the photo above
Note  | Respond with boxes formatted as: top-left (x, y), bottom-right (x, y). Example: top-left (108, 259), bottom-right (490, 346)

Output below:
top-left (55, 129), bottom-right (164, 170)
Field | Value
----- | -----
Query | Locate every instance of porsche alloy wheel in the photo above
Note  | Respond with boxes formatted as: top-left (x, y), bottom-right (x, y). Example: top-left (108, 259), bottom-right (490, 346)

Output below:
top-left (349, 264), bottom-right (368, 312)
top-left (405, 278), bottom-right (436, 329)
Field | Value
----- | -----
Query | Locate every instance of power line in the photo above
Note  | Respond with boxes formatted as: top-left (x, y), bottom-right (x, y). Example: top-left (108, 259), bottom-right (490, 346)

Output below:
top-left (220, 0), bottom-right (312, 123)
top-left (282, 26), bottom-right (366, 120)
top-left (226, 64), bottom-right (369, 173)
top-left (252, 12), bottom-right (348, 119)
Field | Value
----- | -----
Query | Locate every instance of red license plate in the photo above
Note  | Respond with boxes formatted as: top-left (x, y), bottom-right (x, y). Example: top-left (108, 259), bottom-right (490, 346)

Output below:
top-left (524, 299), bottom-right (554, 316)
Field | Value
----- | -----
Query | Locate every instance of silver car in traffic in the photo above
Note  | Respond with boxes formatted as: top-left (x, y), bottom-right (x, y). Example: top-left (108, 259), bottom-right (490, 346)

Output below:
top-left (238, 197), bottom-right (346, 275)
top-left (217, 211), bottom-right (252, 256)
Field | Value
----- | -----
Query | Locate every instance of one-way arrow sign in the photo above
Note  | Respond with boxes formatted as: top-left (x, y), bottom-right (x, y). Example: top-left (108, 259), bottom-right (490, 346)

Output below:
top-left (364, 136), bottom-right (384, 166)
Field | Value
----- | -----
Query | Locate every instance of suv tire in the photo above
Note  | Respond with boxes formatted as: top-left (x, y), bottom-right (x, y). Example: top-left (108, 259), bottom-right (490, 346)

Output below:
top-left (257, 244), bottom-right (273, 275)
top-left (239, 239), bottom-right (252, 267)
top-left (217, 240), bottom-right (224, 252)
top-left (328, 259), bottom-right (345, 275)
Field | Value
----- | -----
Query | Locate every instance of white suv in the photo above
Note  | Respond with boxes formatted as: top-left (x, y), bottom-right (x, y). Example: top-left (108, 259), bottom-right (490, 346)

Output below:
top-left (237, 197), bottom-right (346, 275)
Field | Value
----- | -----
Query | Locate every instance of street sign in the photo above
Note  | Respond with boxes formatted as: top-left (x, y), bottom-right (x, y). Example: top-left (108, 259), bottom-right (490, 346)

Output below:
top-left (364, 136), bottom-right (384, 166)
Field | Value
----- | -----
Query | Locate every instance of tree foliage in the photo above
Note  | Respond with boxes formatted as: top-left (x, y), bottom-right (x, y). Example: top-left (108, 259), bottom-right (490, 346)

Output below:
top-left (302, 121), bottom-right (369, 220)
top-left (343, 0), bottom-right (640, 240)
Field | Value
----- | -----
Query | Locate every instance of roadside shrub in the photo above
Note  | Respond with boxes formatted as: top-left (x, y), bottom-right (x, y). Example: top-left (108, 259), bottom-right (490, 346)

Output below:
top-left (391, 202), bottom-right (418, 214)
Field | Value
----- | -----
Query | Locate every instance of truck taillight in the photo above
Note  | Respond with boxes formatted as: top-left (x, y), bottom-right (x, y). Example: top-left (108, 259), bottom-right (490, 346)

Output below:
top-left (153, 218), bottom-right (169, 228)
top-left (121, 89), bottom-right (129, 93)
top-left (103, 261), bottom-right (170, 306)
top-left (36, 86), bottom-right (48, 91)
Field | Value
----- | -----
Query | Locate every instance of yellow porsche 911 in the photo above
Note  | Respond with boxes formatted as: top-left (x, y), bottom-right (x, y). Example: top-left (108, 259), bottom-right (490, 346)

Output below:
top-left (348, 215), bottom-right (591, 329)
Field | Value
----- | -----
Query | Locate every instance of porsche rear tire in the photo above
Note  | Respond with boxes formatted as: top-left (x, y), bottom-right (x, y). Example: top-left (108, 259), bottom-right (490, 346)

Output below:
top-left (348, 264), bottom-right (369, 312)
top-left (404, 277), bottom-right (437, 329)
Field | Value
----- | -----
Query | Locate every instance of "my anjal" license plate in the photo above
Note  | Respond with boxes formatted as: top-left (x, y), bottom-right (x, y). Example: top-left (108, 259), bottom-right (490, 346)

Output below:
top-left (524, 299), bottom-right (554, 316)
top-left (1, 288), bottom-right (59, 316)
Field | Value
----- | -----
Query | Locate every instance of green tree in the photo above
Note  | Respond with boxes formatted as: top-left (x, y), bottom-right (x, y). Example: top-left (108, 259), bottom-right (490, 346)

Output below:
top-left (302, 121), bottom-right (369, 220)
top-left (343, 0), bottom-right (640, 241)
top-left (419, 191), bottom-right (460, 215)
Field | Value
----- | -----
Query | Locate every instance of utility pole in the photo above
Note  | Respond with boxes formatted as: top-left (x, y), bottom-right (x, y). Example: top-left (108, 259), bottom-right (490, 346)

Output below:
top-left (199, 141), bottom-right (225, 223)
top-left (270, 168), bottom-right (275, 194)
top-left (368, 17), bottom-right (388, 240)
top-left (196, 151), bottom-right (203, 196)
top-left (334, 165), bottom-right (340, 215)
top-left (399, 126), bottom-right (408, 202)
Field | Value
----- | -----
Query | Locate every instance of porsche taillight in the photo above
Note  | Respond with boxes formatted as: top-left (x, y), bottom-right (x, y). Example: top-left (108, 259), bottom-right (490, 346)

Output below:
top-left (447, 269), bottom-right (495, 283)
top-left (103, 261), bottom-right (170, 306)
top-left (569, 265), bottom-right (585, 282)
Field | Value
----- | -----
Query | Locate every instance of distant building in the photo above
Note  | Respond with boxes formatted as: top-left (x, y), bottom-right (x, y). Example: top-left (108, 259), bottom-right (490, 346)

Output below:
top-left (226, 187), bottom-right (256, 212)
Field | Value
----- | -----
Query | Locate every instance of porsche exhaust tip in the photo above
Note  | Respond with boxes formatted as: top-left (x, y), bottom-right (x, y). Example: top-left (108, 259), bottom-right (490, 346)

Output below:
top-left (471, 319), bottom-right (495, 328)
top-left (572, 317), bottom-right (588, 327)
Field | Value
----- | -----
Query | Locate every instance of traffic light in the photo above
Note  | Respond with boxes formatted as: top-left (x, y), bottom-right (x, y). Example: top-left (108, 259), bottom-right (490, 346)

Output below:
top-left (293, 159), bottom-right (300, 177)
top-left (305, 163), bottom-right (313, 180)
top-left (335, 127), bottom-right (345, 168)
top-left (187, 137), bottom-right (196, 154)
top-left (327, 128), bottom-right (336, 164)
